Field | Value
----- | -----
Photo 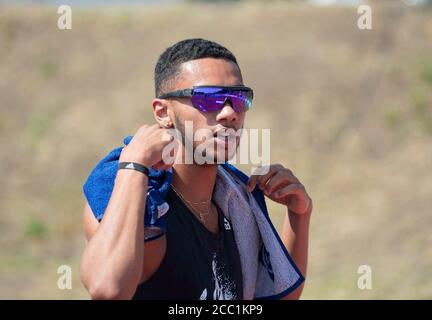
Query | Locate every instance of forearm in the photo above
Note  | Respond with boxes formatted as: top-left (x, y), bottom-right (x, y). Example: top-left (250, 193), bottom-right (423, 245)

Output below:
top-left (280, 206), bottom-right (312, 299)
top-left (284, 210), bottom-right (310, 275)
top-left (81, 169), bottom-right (148, 299)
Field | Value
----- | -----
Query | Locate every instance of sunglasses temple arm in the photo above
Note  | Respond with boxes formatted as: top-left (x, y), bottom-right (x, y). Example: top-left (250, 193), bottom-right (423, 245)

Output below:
top-left (158, 89), bottom-right (193, 99)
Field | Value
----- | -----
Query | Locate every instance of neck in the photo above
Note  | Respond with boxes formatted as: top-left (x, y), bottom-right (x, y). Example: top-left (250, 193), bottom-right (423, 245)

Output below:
top-left (171, 162), bottom-right (218, 203)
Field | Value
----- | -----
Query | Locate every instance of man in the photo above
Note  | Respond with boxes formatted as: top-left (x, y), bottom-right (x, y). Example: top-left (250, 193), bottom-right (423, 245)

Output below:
top-left (80, 39), bottom-right (312, 300)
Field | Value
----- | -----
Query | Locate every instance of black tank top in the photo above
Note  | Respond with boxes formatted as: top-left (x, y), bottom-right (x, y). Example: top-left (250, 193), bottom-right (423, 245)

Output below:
top-left (132, 187), bottom-right (243, 300)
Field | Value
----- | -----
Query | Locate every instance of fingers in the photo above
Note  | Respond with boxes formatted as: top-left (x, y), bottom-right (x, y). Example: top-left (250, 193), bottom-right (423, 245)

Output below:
top-left (266, 169), bottom-right (299, 194)
top-left (272, 183), bottom-right (306, 199)
top-left (263, 172), bottom-right (291, 196)
top-left (247, 164), bottom-right (298, 193)
top-left (124, 123), bottom-right (176, 168)
top-left (258, 170), bottom-right (279, 191)
top-left (247, 165), bottom-right (276, 192)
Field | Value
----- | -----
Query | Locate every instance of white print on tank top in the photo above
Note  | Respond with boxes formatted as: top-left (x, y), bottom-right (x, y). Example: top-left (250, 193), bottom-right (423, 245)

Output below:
top-left (199, 252), bottom-right (238, 300)
top-left (223, 217), bottom-right (232, 230)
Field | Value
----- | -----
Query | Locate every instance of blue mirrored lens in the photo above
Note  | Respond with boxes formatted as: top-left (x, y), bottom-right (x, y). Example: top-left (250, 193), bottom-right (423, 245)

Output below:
top-left (191, 87), bottom-right (253, 112)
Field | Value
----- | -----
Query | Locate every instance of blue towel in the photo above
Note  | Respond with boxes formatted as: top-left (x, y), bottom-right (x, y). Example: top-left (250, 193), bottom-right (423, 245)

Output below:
top-left (83, 135), bottom-right (173, 241)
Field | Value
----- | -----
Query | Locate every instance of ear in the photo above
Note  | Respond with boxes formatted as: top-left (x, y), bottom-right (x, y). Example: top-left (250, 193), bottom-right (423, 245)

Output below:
top-left (152, 98), bottom-right (174, 128)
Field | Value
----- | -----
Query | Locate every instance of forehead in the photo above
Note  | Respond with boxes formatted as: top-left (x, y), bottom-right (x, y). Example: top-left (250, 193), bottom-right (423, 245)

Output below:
top-left (175, 58), bottom-right (243, 88)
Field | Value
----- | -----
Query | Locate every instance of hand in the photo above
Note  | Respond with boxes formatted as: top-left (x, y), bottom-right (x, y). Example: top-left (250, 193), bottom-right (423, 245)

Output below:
top-left (119, 124), bottom-right (176, 170)
top-left (246, 164), bottom-right (312, 216)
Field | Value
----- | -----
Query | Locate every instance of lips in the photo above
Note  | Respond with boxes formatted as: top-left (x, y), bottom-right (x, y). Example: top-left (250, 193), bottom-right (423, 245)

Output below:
top-left (212, 128), bottom-right (238, 151)
top-left (213, 127), bottom-right (235, 138)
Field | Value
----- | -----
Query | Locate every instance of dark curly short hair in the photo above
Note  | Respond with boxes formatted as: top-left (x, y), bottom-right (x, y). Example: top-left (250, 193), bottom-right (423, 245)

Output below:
top-left (154, 38), bottom-right (239, 96)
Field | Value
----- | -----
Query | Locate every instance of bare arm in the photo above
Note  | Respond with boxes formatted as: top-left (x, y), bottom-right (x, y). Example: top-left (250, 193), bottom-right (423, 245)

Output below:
top-left (280, 205), bottom-right (312, 300)
top-left (80, 170), bottom-right (148, 300)
top-left (80, 124), bottom-right (174, 300)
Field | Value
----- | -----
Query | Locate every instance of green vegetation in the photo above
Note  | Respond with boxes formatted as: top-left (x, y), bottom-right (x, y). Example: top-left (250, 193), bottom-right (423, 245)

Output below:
top-left (23, 217), bottom-right (49, 240)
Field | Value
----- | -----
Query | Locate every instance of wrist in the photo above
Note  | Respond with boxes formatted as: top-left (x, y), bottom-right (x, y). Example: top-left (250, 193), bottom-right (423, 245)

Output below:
top-left (115, 167), bottom-right (149, 187)
top-left (288, 201), bottom-right (312, 221)
top-left (118, 161), bottom-right (150, 178)
top-left (288, 198), bottom-right (313, 216)
top-left (119, 150), bottom-right (152, 168)
top-left (287, 209), bottom-right (311, 232)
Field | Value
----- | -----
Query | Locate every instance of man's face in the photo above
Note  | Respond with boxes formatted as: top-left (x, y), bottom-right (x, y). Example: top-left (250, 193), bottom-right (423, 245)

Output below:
top-left (166, 58), bottom-right (246, 164)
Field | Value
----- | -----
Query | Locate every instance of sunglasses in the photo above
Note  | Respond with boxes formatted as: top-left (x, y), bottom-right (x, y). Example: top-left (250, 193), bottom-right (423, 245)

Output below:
top-left (157, 85), bottom-right (254, 113)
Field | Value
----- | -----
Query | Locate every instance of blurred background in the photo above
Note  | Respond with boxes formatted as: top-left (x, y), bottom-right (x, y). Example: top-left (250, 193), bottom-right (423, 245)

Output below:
top-left (0, 0), bottom-right (431, 299)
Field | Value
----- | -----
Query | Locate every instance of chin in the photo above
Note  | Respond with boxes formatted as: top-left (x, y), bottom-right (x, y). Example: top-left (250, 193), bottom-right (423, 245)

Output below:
top-left (192, 138), bottom-right (239, 165)
top-left (212, 146), bottom-right (238, 164)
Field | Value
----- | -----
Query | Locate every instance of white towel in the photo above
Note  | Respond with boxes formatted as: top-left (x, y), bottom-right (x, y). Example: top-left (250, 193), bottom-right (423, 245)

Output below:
top-left (213, 165), bottom-right (304, 300)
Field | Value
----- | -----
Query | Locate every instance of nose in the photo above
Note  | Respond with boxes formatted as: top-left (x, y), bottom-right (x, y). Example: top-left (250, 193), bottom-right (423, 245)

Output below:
top-left (215, 99), bottom-right (238, 124)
